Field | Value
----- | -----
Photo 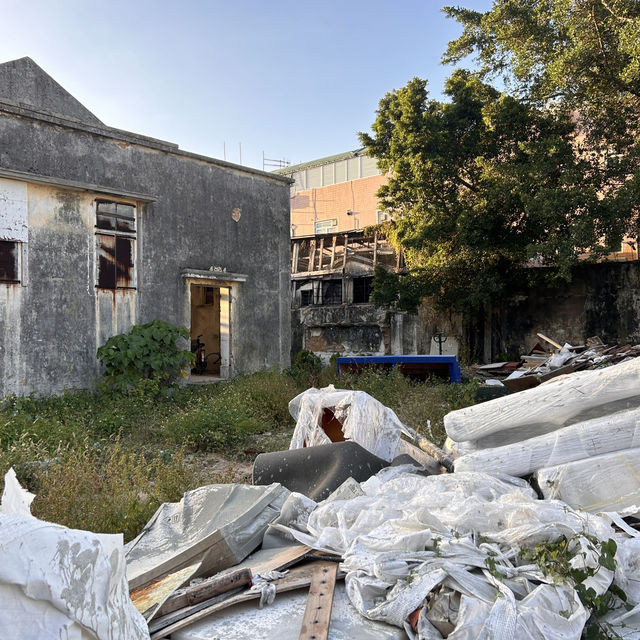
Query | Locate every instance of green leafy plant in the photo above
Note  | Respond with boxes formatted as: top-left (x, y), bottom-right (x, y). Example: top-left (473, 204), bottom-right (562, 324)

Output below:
top-left (97, 319), bottom-right (194, 391)
top-left (519, 534), bottom-right (628, 639)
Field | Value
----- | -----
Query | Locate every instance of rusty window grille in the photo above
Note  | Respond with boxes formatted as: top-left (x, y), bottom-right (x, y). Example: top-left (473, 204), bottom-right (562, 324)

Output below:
top-left (0, 241), bottom-right (19, 283)
top-left (95, 200), bottom-right (136, 290)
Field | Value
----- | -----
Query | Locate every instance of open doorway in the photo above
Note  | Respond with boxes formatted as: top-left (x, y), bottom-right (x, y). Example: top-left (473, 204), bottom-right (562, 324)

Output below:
top-left (190, 284), bottom-right (223, 376)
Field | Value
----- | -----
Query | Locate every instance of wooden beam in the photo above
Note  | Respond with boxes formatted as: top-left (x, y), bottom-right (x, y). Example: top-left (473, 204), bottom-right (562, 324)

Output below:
top-left (292, 241), bottom-right (300, 274)
top-left (537, 332), bottom-right (563, 350)
top-left (317, 237), bottom-right (324, 270)
top-left (150, 559), bottom-right (341, 640)
top-left (343, 234), bottom-right (348, 268)
top-left (330, 235), bottom-right (337, 269)
top-left (299, 562), bottom-right (339, 640)
top-left (373, 231), bottom-right (378, 266)
top-left (309, 240), bottom-right (316, 274)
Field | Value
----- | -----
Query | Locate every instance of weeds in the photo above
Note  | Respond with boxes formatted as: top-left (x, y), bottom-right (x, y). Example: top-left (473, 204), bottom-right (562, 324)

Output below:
top-left (0, 365), bottom-right (476, 540)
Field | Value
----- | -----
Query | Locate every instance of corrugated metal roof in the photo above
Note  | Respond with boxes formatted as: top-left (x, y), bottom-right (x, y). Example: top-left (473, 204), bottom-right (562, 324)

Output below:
top-left (273, 149), bottom-right (367, 175)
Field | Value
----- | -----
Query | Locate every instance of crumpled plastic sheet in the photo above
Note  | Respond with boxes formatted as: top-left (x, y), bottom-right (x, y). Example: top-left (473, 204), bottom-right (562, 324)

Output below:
top-left (271, 467), bottom-right (640, 640)
top-left (445, 356), bottom-right (640, 443)
top-left (288, 386), bottom-right (414, 462)
top-left (453, 406), bottom-right (640, 477)
top-left (125, 482), bottom-right (289, 589)
top-left (0, 469), bottom-right (149, 640)
top-left (536, 447), bottom-right (640, 514)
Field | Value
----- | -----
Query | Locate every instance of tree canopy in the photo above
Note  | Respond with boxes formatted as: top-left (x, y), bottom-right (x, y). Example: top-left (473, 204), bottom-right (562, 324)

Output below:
top-left (361, 1), bottom-right (640, 311)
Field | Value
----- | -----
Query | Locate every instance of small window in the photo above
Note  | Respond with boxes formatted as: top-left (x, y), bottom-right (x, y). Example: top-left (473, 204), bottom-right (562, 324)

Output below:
top-left (300, 290), bottom-right (313, 306)
top-left (0, 240), bottom-right (19, 283)
top-left (96, 200), bottom-right (136, 290)
top-left (322, 280), bottom-right (342, 305)
top-left (315, 219), bottom-right (337, 235)
top-left (353, 277), bottom-right (373, 303)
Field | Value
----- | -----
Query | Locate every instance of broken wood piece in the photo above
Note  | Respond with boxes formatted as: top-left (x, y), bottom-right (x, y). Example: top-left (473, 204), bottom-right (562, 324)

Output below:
top-left (415, 435), bottom-right (454, 473)
top-left (149, 562), bottom-right (345, 639)
top-left (536, 333), bottom-right (563, 350)
top-left (155, 567), bottom-right (252, 617)
top-left (130, 562), bottom-right (201, 622)
top-left (299, 561), bottom-right (339, 640)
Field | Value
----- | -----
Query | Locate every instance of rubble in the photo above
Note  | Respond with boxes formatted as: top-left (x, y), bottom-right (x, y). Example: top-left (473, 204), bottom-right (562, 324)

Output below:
top-left (472, 335), bottom-right (640, 392)
top-left (4, 358), bottom-right (640, 639)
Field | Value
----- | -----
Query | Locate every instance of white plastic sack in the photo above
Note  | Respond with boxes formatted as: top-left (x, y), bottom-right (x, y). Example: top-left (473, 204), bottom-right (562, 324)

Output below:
top-left (271, 467), bottom-right (636, 640)
top-left (536, 448), bottom-right (640, 514)
top-left (454, 406), bottom-right (640, 477)
top-left (445, 356), bottom-right (640, 442)
top-left (288, 385), bottom-right (413, 462)
top-left (0, 469), bottom-right (149, 640)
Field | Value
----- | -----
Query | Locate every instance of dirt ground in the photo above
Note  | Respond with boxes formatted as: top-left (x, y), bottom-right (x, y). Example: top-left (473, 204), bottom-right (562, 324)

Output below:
top-left (185, 451), bottom-right (254, 484)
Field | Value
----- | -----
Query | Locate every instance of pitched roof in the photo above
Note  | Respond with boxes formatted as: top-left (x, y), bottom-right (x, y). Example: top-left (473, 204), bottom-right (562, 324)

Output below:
top-left (0, 57), bottom-right (103, 125)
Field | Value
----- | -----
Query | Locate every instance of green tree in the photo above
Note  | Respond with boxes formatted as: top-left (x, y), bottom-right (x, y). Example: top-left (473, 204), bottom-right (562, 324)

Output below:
top-left (444, 0), bottom-right (640, 239)
top-left (361, 71), bottom-right (625, 310)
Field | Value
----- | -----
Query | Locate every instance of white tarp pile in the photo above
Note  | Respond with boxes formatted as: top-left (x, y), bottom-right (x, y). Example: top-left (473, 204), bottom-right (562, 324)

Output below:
top-left (446, 356), bottom-right (640, 515)
top-left (0, 468), bottom-right (149, 640)
top-left (289, 385), bottom-right (413, 461)
top-left (269, 466), bottom-right (640, 640)
top-left (288, 385), bottom-right (438, 469)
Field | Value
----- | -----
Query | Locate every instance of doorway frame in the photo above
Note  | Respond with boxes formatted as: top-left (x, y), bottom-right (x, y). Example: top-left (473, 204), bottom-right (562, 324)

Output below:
top-left (182, 268), bottom-right (247, 380)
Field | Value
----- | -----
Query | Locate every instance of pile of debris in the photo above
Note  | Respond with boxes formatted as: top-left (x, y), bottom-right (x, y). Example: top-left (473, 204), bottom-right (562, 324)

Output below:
top-left (473, 333), bottom-right (640, 393)
top-left (2, 365), bottom-right (640, 639)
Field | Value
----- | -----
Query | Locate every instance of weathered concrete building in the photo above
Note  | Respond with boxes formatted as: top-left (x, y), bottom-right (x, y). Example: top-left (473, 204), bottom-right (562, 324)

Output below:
top-left (0, 57), bottom-right (291, 396)
top-left (278, 152), bottom-right (457, 360)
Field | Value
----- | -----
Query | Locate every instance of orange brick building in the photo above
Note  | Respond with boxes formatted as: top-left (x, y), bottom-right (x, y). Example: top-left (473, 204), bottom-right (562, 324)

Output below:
top-left (277, 149), bottom-right (390, 237)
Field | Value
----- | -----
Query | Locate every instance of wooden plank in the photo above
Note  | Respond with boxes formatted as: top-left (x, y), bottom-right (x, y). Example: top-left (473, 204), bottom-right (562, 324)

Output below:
top-left (155, 567), bottom-right (252, 618)
top-left (292, 241), bottom-right (300, 274)
top-left (299, 562), bottom-right (339, 640)
top-left (536, 332), bottom-right (563, 350)
top-left (150, 561), bottom-right (342, 640)
top-left (247, 544), bottom-right (311, 577)
top-left (373, 231), bottom-right (378, 265)
top-left (329, 235), bottom-right (336, 268)
top-left (317, 237), bottom-right (324, 270)
top-left (130, 562), bottom-right (201, 622)
top-left (343, 234), bottom-right (348, 267)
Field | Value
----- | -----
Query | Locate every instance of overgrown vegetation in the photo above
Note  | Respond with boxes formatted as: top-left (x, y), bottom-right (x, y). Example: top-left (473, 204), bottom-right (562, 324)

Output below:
top-left (362, 1), bottom-right (640, 312)
top-left (0, 363), bottom-right (477, 541)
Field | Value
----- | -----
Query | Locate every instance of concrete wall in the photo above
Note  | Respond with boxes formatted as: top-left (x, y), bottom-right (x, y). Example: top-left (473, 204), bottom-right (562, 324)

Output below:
top-left (292, 303), bottom-right (423, 362)
top-left (492, 262), bottom-right (640, 359)
top-left (0, 102), bottom-right (291, 395)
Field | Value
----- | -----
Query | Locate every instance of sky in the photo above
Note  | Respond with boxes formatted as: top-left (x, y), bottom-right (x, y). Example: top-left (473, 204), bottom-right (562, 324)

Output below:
top-left (0, 0), bottom-right (493, 171)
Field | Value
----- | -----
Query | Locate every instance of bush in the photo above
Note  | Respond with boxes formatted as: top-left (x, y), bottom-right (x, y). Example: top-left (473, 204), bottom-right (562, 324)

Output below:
top-left (97, 319), bottom-right (194, 391)
top-left (289, 350), bottom-right (322, 385)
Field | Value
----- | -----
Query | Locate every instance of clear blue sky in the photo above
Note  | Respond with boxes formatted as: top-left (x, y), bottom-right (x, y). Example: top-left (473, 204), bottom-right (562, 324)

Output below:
top-left (1, 0), bottom-right (492, 171)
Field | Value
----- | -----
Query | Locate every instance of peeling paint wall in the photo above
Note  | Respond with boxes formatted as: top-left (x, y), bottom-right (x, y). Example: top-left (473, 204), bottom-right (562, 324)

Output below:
top-left (0, 99), bottom-right (290, 395)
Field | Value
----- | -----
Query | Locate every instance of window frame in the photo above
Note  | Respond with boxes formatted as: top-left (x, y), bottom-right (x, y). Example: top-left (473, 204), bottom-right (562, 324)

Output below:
top-left (95, 199), bottom-right (137, 291)
top-left (0, 240), bottom-right (21, 284)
